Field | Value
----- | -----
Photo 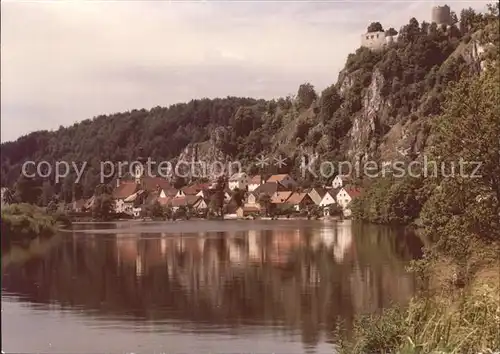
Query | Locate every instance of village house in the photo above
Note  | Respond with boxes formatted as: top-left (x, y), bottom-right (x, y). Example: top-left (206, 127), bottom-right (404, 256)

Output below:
top-left (307, 187), bottom-right (327, 206)
top-left (236, 205), bottom-right (261, 219)
top-left (171, 195), bottom-right (202, 212)
top-left (271, 191), bottom-right (293, 205)
top-left (123, 190), bottom-right (148, 217)
top-left (248, 175), bottom-right (263, 192)
top-left (182, 182), bottom-right (211, 196)
top-left (332, 175), bottom-right (348, 189)
top-left (286, 192), bottom-right (314, 212)
top-left (266, 174), bottom-right (297, 189)
top-left (192, 197), bottom-right (208, 211)
top-left (246, 192), bottom-right (259, 206)
top-left (113, 181), bottom-right (139, 214)
top-left (319, 190), bottom-right (337, 208)
top-left (319, 190), bottom-right (339, 216)
top-left (228, 172), bottom-right (250, 191)
top-left (196, 189), bottom-right (213, 200)
top-left (253, 181), bottom-right (287, 197)
top-left (336, 186), bottom-right (362, 216)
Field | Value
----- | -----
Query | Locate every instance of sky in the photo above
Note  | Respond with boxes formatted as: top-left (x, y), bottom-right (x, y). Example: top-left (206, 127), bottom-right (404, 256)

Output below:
top-left (1, 0), bottom-right (490, 142)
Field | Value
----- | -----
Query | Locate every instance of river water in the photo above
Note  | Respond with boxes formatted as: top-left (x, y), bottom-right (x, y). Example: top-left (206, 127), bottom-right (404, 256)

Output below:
top-left (2, 220), bottom-right (423, 354)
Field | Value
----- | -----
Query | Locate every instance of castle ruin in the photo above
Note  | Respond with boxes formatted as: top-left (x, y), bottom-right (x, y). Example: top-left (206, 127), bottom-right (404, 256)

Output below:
top-left (361, 4), bottom-right (453, 50)
top-left (431, 5), bottom-right (452, 27)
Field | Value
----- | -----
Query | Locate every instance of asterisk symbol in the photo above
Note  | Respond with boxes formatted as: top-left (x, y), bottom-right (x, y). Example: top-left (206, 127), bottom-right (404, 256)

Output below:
top-left (274, 154), bottom-right (287, 168)
top-left (255, 155), bottom-right (269, 168)
top-left (397, 147), bottom-right (411, 157)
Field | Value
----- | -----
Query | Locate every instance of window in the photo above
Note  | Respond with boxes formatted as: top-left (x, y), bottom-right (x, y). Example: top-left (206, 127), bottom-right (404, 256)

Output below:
top-left (366, 36), bottom-right (369, 40)
top-left (370, 35), bottom-right (374, 39)
top-left (376, 34), bottom-right (379, 38)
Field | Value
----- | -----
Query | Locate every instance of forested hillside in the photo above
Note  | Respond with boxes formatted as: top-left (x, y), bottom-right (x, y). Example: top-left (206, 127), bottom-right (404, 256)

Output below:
top-left (0, 6), bottom-right (494, 203)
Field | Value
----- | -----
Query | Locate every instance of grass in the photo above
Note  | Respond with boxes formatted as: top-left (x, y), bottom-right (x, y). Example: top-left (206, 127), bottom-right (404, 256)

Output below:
top-left (336, 248), bottom-right (500, 354)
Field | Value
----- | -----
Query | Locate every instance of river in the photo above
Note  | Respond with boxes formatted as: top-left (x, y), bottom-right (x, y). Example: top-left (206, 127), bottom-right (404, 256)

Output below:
top-left (1, 220), bottom-right (423, 354)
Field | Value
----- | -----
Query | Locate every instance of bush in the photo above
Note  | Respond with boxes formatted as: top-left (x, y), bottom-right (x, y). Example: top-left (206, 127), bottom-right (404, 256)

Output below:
top-left (1, 203), bottom-right (56, 247)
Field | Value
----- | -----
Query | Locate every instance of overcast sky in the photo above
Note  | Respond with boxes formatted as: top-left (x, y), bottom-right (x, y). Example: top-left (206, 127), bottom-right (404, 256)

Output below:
top-left (1, 0), bottom-right (489, 142)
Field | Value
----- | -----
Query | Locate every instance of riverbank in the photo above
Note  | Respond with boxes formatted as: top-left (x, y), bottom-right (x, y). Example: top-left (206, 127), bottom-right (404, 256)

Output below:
top-left (1, 203), bottom-right (58, 248)
top-left (335, 241), bottom-right (500, 353)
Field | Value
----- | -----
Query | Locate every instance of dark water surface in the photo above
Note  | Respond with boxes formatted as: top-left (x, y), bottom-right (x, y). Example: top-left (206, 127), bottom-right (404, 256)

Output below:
top-left (2, 220), bottom-right (423, 354)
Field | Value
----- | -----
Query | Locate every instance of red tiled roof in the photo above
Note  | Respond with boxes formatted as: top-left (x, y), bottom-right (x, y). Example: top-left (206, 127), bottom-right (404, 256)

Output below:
top-left (171, 195), bottom-right (201, 207)
top-left (254, 182), bottom-right (287, 196)
top-left (113, 182), bottom-right (139, 199)
top-left (271, 191), bottom-right (293, 204)
top-left (141, 177), bottom-right (172, 192)
top-left (286, 192), bottom-right (309, 205)
top-left (182, 183), bottom-right (210, 195)
top-left (158, 197), bottom-right (171, 206)
top-left (345, 187), bottom-right (362, 198)
top-left (249, 175), bottom-right (262, 184)
top-left (266, 174), bottom-right (291, 183)
top-left (163, 188), bottom-right (178, 197)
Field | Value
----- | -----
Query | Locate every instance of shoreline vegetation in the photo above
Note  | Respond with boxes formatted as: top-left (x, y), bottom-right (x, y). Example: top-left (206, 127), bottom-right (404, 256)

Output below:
top-left (337, 4), bottom-right (500, 352)
top-left (1, 4), bottom-right (499, 354)
top-left (1, 203), bottom-right (70, 250)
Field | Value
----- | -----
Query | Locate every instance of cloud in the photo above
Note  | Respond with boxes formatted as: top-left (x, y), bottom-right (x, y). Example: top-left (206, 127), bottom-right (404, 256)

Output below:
top-left (0, 0), bottom-right (490, 142)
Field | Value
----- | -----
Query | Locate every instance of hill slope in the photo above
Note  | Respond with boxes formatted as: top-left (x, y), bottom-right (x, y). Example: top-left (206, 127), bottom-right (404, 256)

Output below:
top-left (0, 8), bottom-right (492, 201)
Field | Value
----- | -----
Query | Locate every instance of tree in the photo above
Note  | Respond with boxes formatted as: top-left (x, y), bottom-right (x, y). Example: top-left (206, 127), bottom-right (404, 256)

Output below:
top-left (95, 183), bottom-right (113, 196)
top-left (210, 176), bottom-right (226, 217)
top-left (92, 184), bottom-right (115, 220)
top-left (258, 194), bottom-right (273, 217)
top-left (2, 188), bottom-right (15, 205)
top-left (328, 204), bottom-right (343, 217)
top-left (92, 194), bottom-right (115, 221)
top-left (147, 200), bottom-right (164, 219)
top-left (367, 22), bottom-right (384, 33)
top-left (297, 83), bottom-right (317, 109)
top-left (14, 175), bottom-right (42, 205)
top-left (399, 17), bottom-right (420, 43)
top-left (421, 38), bottom-right (500, 261)
top-left (173, 176), bottom-right (187, 190)
top-left (231, 188), bottom-right (245, 207)
top-left (319, 85), bottom-right (342, 123)
top-left (459, 8), bottom-right (483, 34)
top-left (40, 181), bottom-right (55, 206)
top-left (385, 27), bottom-right (398, 37)
top-left (47, 196), bottom-right (60, 214)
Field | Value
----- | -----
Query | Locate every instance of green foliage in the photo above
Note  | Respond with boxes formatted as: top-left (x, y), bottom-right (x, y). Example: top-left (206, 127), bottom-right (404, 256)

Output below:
top-left (318, 85), bottom-right (342, 123)
top-left (231, 188), bottom-right (245, 208)
top-left (92, 193), bottom-right (115, 221)
top-left (328, 203), bottom-right (343, 216)
top-left (258, 194), bottom-right (273, 216)
top-left (338, 281), bottom-right (500, 354)
top-left (2, 188), bottom-right (15, 205)
top-left (420, 55), bottom-right (500, 261)
top-left (344, 9), bottom-right (500, 352)
top-left (385, 27), bottom-right (398, 36)
top-left (14, 175), bottom-right (42, 204)
top-left (145, 200), bottom-right (165, 219)
top-left (296, 82), bottom-right (317, 109)
top-left (1, 203), bottom-right (56, 246)
top-left (352, 176), bottom-right (428, 224)
top-left (210, 176), bottom-right (226, 217)
top-left (0, 6), bottom-right (495, 204)
top-left (367, 22), bottom-right (384, 33)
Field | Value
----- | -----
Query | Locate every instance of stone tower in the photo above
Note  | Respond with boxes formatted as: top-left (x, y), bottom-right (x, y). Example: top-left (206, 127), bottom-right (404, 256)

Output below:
top-left (431, 5), bottom-right (452, 27)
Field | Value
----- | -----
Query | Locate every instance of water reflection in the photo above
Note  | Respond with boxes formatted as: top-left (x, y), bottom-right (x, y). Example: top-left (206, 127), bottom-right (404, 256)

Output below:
top-left (2, 221), bottom-right (422, 352)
